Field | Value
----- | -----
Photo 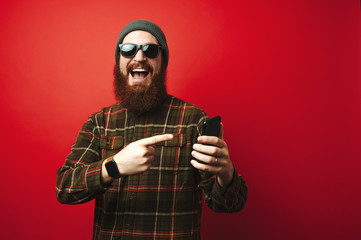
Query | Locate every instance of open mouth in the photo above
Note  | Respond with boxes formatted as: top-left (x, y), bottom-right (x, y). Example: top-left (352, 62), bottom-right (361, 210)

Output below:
top-left (130, 68), bottom-right (150, 79)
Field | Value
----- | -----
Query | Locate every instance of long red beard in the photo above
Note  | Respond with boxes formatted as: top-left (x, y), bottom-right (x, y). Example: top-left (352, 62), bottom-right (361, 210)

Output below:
top-left (113, 64), bottom-right (168, 114)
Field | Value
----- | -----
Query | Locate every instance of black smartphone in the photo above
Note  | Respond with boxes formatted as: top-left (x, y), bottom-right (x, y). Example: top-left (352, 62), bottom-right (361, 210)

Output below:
top-left (202, 115), bottom-right (221, 137)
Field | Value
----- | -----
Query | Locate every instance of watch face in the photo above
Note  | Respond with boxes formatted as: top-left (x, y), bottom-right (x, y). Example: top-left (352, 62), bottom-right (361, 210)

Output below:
top-left (106, 159), bottom-right (120, 178)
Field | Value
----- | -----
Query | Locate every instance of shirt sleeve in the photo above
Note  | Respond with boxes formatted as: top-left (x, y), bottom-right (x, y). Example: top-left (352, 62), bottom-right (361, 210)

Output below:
top-left (56, 113), bottom-right (108, 204)
top-left (195, 116), bottom-right (248, 213)
top-left (198, 169), bottom-right (248, 213)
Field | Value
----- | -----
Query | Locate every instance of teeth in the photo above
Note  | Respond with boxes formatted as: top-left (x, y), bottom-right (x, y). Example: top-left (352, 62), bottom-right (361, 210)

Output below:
top-left (132, 68), bottom-right (147, 72)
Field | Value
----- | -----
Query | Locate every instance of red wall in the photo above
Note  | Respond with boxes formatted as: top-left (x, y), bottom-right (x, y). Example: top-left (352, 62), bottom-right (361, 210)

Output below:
top-left (1, 0), bottom-right (360, 239)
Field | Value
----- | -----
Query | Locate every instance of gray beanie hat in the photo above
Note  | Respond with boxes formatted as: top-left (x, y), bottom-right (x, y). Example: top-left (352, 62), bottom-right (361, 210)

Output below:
top-left (115, 20), bottom-right (169, 69)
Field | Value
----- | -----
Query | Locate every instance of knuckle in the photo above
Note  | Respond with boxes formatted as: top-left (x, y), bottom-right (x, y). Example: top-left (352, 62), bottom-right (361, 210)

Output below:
top-left (217, 138), bottom-right (225, 147)
top-left (211, 148), bottom-right (219, 156)
top-left (143, 155), bottom-right (153, 163)
top-left (200, 165), bottom-right (208, 171)
top-left (201, 157), bottom-right (209, 164)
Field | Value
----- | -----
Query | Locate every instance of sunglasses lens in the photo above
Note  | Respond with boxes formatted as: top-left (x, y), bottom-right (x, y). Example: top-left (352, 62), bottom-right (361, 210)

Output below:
top-left (119, 44), bottom-right (160, 58)
top-left (120, 44), bottom-right (137, 57)
top-left (143, 44), bottom-right (160, 58)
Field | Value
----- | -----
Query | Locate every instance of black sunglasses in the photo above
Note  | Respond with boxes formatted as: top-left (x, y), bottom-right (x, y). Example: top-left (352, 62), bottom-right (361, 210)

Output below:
top-left (118, 43), bottom-right (162, 59)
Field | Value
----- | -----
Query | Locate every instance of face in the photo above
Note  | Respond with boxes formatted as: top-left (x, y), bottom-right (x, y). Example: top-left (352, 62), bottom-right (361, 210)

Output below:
top-left (119, 30), bottom-right (163, 88)
top-left (114, 30), bottom-right (167, 114)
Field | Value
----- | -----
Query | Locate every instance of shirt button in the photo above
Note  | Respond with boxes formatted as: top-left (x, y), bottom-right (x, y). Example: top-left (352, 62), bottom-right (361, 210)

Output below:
top-left (125, 224), bottom-right (130, 228)
top-left (129, 193), bottom-right (134, 200)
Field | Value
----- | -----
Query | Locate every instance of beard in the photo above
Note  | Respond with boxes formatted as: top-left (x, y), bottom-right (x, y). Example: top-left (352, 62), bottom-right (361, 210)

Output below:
top-left (113, 62), bottom-right (168, 114)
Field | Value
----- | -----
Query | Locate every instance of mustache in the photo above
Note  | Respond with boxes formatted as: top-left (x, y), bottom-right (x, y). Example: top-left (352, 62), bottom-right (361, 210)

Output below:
top-left (127, 62), bottom-right (152, 72)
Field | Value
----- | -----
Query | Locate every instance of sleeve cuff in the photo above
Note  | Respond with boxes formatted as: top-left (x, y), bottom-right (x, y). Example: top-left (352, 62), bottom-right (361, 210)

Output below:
top-left (212, 169), bottom-right (242, 209)
top-left (84, 160), bottom-right (108, 193)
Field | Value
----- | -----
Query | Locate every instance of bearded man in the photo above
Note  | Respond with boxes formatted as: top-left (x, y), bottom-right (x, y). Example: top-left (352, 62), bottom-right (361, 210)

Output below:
top-left (56, 20), bottom-right (247, 240)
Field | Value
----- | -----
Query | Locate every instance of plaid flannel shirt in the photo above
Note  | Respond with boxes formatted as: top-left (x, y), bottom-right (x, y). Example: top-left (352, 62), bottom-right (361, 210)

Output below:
top-left (56, 95), bottom-right (247, 240)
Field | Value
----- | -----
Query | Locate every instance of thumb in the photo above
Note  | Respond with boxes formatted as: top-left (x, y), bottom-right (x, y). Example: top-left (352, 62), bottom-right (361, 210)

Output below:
top-left (220, 122), bottom-right (224, 140)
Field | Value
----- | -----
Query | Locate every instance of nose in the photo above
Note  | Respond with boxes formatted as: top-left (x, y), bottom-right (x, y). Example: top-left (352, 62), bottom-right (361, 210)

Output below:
top-left (133, 48), bottom-right (146, 62)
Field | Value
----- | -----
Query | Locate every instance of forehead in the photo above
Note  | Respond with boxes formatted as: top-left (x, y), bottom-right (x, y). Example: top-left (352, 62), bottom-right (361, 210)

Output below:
top-left (122, 30), bottom-right (159, 45)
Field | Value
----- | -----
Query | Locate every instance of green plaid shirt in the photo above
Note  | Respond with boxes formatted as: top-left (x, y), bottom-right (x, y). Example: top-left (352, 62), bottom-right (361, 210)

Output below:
top-left (56, 95), bottom-right (247, 240)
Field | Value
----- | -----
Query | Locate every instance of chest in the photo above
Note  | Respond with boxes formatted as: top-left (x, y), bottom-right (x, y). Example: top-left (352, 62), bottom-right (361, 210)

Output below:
top-left (98, 109), bottom-right (199, 170)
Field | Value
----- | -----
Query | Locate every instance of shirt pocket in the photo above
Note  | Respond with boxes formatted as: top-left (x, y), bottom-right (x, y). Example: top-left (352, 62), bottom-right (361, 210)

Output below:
top-left (153, 134), bottom-right (195, 180)
top-left (99, 136), bottom-right (125, 159)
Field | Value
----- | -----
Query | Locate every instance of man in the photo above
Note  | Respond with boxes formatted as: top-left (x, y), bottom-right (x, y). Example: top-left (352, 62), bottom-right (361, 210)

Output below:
top-left (56, 20), bottom-right (247, 240)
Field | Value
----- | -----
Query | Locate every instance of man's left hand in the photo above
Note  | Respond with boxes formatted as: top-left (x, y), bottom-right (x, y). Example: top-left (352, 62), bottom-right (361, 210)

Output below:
top-left (190, 123), bottom-right (234, 188)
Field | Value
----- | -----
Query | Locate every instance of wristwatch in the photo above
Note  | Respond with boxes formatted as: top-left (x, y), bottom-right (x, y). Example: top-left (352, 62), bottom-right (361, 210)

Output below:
top-left (105, 158), bottom-right (121, 178)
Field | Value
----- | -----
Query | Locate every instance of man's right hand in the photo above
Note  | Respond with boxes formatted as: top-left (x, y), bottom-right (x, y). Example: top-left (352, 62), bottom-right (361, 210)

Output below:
top-left (114, 134), bottom-right (173, 175)
top-left (101, 134), bottom-right (173, 184)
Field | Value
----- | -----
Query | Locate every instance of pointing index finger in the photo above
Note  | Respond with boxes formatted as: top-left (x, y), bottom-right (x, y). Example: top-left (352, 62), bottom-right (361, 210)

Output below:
top-left (139, 134), bottom-right (174, 147)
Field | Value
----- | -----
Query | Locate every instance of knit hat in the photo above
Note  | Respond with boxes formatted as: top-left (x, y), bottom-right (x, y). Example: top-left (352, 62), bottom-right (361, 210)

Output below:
top-left (115, 20), bottom-right (169, 69)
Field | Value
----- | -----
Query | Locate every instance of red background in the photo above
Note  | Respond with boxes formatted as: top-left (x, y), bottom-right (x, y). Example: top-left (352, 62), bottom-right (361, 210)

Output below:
top-left (1, 0), bottom-right (360, 239)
